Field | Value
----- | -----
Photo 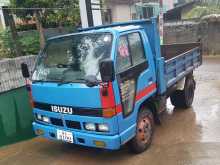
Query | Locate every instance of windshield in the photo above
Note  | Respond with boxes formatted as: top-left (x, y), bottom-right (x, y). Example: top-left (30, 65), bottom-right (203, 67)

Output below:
top-left (32, 33), bottom-right (113, 83)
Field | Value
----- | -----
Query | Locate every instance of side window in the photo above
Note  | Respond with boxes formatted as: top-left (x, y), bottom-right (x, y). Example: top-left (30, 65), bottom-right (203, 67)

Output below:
top-left (116, 35), bottom-right (131, 72)
top-left (128, 32), bottom-right (146, 65)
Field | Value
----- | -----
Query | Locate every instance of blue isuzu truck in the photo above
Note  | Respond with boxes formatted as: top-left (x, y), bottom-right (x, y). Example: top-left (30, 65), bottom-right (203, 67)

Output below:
top-left (21, 18), bottom-right (202, 153)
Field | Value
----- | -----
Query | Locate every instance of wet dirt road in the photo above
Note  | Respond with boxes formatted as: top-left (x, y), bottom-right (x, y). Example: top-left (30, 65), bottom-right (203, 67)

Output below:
top-left (0, 57), bottom-right (220, 165)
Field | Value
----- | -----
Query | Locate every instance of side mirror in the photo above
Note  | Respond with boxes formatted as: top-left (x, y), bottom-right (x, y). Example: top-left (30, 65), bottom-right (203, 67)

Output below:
top-left (99, 59), bottom-right (115, 82)
top-left (21, 63), bottom-right (30, 78)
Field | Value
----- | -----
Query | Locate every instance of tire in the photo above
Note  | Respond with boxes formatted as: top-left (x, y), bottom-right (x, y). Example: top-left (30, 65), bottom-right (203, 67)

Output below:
top-left (129, 109), bottom-right (154, 154)
top-left (170, 74), bottom-right (196, 108)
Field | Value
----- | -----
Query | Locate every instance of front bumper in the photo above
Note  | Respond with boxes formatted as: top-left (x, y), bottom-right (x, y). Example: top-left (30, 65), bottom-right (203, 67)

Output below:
top-left (33, 122), bottom-right (121, 150)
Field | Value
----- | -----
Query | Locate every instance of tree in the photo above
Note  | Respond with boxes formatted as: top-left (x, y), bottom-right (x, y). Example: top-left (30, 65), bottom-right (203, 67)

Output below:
top-left (3, 8), bottom-right (22, 57)
top-left (34, 10), bottom-right (45, 49)
top-left (184, 4), bottom-right (220, 19)
top-left (46, 0), bottom-right (80, 32)
top-left (10, 0), bottom-right (80, 49)
top-left (10, 0), bottom-right (53, 49)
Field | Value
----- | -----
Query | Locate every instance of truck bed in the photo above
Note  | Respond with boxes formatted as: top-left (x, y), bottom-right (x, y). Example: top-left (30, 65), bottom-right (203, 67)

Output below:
top-left (161, 42), bottom-right (202, 89)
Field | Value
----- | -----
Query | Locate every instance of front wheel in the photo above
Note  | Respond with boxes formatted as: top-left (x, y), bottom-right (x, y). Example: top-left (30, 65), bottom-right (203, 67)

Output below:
top-left (128, 109), bottom-right (154, 154)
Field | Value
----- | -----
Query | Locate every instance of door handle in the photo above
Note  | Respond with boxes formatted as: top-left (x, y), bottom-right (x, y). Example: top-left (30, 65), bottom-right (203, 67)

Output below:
top-left (148, 77), bottom-right (153, 85)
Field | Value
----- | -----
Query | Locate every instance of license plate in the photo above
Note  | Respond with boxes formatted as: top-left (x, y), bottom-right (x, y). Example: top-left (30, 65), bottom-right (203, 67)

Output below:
top-left (57, 130), bottom-right (73, 143)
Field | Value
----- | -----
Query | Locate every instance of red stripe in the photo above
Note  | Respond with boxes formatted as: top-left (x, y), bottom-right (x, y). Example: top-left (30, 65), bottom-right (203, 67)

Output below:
top-left (135, 83), bottom-right (156, 101)
top-left (100, 83), bottom-right (156, 115)
top-left (115, 83), bottom-right (156, 114)
top-left (116, 104), bottom-right (122, 114)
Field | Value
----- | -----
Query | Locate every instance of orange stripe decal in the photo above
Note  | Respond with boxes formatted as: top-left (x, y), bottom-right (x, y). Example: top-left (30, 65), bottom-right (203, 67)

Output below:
top-left (135, 83), bottom-right (156, 102)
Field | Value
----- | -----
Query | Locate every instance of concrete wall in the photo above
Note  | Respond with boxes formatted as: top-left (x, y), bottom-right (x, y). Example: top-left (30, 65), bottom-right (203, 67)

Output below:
top-left (164, 17), bottom-right (220, 55)
top-left (0, 55), bottom-right (37, 147)
top-left (0, 55), bottom-right (36, 93)
top-left (164, 21), bottom-right (199, 43)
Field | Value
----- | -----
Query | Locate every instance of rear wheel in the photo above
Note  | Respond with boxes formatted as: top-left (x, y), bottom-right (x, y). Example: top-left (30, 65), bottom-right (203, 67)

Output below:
top-left (129, 109), bottom-right (154, 154)
top-left (170, 74), bottom-right (196, 108)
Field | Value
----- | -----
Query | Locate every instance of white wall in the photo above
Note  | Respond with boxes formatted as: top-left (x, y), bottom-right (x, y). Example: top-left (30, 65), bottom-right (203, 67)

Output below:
top-left (163, 0), bottom-right (174, 11)
top-left (92, 0), bottom-right (102, 26)
top-left (79, 0), bottom-right (89, 28)
top-left (108, 1), bottom-right (175, 23)
top-left (79, 0), bottom-right (102, 28)
top-left (111, 4), bottom-right (131, 22)
top-left (0, 8), bottom-right (6, 29)
top-left (0, 0), bottom-right (10, 6)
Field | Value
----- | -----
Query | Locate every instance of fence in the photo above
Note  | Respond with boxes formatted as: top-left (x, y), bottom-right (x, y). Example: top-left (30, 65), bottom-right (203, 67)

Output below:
top-left (0, 55), bottom-right (36, 93)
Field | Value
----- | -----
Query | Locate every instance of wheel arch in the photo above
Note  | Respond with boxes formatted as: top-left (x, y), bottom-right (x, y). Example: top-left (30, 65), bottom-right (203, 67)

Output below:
top-left (137, 97), bottom-right (161, 125)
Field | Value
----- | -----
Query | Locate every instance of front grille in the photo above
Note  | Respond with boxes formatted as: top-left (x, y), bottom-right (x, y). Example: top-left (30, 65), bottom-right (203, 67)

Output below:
top-left (50, 118), bottom-right (63, 126)
top-left (66, 120), bottom-right (81, 130)
top-left (34, 102), bottom-right (102, 117)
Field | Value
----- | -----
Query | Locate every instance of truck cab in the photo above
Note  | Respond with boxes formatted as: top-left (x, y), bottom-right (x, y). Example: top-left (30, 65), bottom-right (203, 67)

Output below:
top-left (21, 18), bottom-right (202, 153)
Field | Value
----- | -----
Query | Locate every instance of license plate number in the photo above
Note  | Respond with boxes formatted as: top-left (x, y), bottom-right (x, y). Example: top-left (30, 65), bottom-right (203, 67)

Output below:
top-left (57, 130), bottom-right (73, 143)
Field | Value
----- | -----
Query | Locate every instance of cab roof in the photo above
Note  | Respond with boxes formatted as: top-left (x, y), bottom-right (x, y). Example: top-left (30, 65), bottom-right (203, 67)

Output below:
top-left (79, 19), bottom-right (151, 33)
top-left (47, 18), bottom-right (155, 41)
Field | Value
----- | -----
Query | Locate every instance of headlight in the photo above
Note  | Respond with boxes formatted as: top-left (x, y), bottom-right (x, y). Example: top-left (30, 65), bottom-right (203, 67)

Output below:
top-left (42, 116), bottom-right (50, 123)
top-left (36, 114), bottom-right (42, 120)
top-left (98, 124), bottom-right (109, 132)
top-left (36, 114), bottom-right (50, 123)
top-left (84, 123), bottom-right (96, 131)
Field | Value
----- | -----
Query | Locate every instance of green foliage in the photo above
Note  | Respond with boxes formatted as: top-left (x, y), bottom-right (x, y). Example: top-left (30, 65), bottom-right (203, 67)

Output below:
top-left (10, 0), bottom-right (80, 28)
top-left (16, 24), bottom-right (36, 31)
top-left (0, 29), bottom-right (16, 59)
top-left (0, 29), bottom-right (40, 59)
top-left (1, 0), bottom-right (79, 59)
top-left (19, 31), bottom-right (40, 55)
top-left (46, 0), bottom-right (80, 26)
top-left (184, 5), bottom-right (220, 19)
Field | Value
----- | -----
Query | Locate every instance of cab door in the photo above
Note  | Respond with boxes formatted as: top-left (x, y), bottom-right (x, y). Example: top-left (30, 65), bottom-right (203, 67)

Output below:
top-left (115, 30), bottom-right (156, 144)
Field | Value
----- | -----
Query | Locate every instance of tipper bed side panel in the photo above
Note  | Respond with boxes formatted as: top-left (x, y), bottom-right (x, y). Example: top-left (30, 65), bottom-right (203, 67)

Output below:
top-left (164, 45), bottom-right (202, 89)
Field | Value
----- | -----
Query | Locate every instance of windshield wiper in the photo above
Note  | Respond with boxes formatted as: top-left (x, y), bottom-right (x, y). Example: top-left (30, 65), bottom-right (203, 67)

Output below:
top-left (56, 63), bottom-right (69, 68)
top-left (32, 80), bottom-right (59, 83)
top-left (76, 76), bottom-right (100, 87)
top-left (57, 76), bottom-right (100, 87)
top-left (32, 80), bottom-right (44, 83)
top-left (57, 80), bottom-right (82, 86)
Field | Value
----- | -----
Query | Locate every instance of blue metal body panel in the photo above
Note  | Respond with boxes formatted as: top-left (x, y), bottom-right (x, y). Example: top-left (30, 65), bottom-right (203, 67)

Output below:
top-left (156, 58), bottom-right (166, 94)
top-left (112, 28), bottom-right (157, 145)
top-left (164, 47), bottom-right (201, 88)
top-left (32, 83), bottom-right (102, 108)
top-left (33, 122), bottom-right (121, 150)
top-left (31, 18), bottom-right (202, 150)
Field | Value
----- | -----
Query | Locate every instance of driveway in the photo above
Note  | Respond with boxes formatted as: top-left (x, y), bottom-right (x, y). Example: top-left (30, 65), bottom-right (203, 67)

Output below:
top-left (0, 57), bottom-right (220, 165)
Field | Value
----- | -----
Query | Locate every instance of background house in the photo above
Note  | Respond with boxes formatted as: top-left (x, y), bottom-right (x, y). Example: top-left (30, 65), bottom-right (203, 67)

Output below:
top-left (164, 1), bottom-right (197, 21)
top-left (103, 0), bottom-right (175, 23)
